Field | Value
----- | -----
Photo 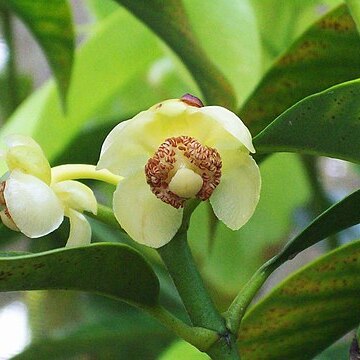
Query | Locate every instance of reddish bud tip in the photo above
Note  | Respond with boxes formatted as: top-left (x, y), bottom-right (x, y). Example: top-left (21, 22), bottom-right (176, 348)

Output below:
top-left (180, 93), bottom-right (204, 108)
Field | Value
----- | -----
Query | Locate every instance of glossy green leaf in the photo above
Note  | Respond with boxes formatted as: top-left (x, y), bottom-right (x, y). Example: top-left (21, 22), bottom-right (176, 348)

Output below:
top-left (272, 188), bottom-right (360, 268)
top-left (0, 243), bottom-right (159, 306)
top-left (254, 80), bottom-right (360, 163)
top-left (115, 0), bottom-right (236, 108)
top-left (238, 239), bottom-right (360, 359)
top-left (241, 4), bottom-right (360, 135)
top-left (1, 0), bottom-right (75, 105)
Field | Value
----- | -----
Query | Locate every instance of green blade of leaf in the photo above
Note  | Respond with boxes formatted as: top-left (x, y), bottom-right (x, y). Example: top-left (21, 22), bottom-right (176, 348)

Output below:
top-left (0, 243), bottom-right (159, 306)
top-left (253, 79), bottom-right (360, 163)
top-left (226, 188), bottom-right (360, 332)
top-left (115, 0), bottom-right (236, 108)
top-left (250, 0), bottom-right (342, 68)
top-left (238, 239), bottom-right (360, 359)
top-left (1, 0), bottom-right (75, 106)
top-left (241, 4), bottom-right (360, 135)
top-left (0, 4), bottom-right (202, 170)
top-left (346, 0), bottom-right (360, 33)
top-left (273, 188), bottom-right (360, 267)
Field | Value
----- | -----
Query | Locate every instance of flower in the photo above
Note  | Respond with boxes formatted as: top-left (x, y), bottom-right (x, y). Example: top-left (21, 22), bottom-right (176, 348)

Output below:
top-left (0, 135), bottom-right (97, 247)
top-left (97, 94), bottom-right (261, 248)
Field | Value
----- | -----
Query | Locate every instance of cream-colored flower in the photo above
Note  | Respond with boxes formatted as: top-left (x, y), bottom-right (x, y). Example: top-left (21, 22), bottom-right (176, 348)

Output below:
top-left (97, 95), bottom-right (261, 248)
top-left (0, 135), bottom-right (97, 247)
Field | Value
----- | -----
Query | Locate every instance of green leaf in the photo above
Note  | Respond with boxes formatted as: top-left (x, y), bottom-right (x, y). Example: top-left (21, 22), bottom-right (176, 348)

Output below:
top-left (346, 0), bottom-right (360, 33)
top-left (87, 0), bottom-right (119, 19)
top-left (272, 188), bottom-right (360, 268)
top-left (0, 6), bottom-right (196, 169)
top-left (241, 4), bottom-right (360, 135)
top-left (238, 239), bottom-right (360, 359)
top-left (0, 243), bottom-right (159, 306)
top-left (315, 340), bottom-right (351, 360)
top-left (1, 0), bottom-right (75, 106)
top-left (253, 79), bottom-right (360, 163)
top-left (250, 0), bottom-right (342, 67)
top-left (114, 0), bottom-right (236, 108)
top-left (182, 0), bottom-right (261, 106)
top-left (159, 340), bottom-right (209, 360)
top-left (14, 314), bottom-right (172, 359)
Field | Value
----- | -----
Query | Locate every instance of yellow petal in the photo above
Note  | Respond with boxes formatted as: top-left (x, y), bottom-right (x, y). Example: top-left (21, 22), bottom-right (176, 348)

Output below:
top-left (5, 135), bottom-right (51, 184)
top-left (113, 171), bottom-right (183, 248)
top-left (198, 106), bottom-right (255, 153)
top-left (65, 209), bottom-right (92, 248)
top-left (5, 134), bottom-right (42, 150)
top-left (97, 99), bottom-right (242, 176)
top-left (4, 170), bottom-right (64, 238)
top-left (97, 111), bottom-right (155, 176)
top-left (210, 152), bottom-right (261, 230)
top-left (52, 180), bottom-right (97, 214)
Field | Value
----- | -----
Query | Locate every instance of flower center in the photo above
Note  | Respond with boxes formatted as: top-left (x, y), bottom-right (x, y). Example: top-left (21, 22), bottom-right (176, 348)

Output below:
top-left (145, 136), bottom-right (222, 208)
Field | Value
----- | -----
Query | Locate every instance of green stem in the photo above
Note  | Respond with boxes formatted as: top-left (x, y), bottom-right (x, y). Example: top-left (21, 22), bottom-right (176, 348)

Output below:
top-left (206, 333), bottom-right (240, 360)
top-left (51, 164), bottom-right (122, 185)
top-left (157, 221), bottom-right (225, 331)
top-left (301, 155), bottom-right (339, 249)
top-left (87, 204), bottom-right (123, 231)
top-left (157, 201), bottom-right (240, 359)
top-left (143, 305), bottom-right (217, 352)
top-left (1, 8), bottom-right (19, 117)
top-left (91, 201), bottom-right (240, 358)
top-left (225, 259), bottom-right (276, 335)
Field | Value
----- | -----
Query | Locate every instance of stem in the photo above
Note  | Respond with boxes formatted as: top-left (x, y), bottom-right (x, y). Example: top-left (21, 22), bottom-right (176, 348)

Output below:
top-left (87, 204), bottom-right (123, 231)
top-left (1, 8), bottom-right (19, 117)
top-left (157, 225), bottom-right (226, 332)
top-left (51, 164), bottom-right (122, 185)
top-left (143, 305), bottom-right (218, 352)
top-left (225, 259), bottom-right (276, 335)
top-left (206, 333), bottom-right (240, 360)
top-left (91, 201), bottom-right (240, 358)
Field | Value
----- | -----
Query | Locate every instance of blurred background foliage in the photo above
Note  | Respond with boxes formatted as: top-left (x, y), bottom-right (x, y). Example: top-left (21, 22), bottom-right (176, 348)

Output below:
top-left (0, 0), bottom-right (359, 359)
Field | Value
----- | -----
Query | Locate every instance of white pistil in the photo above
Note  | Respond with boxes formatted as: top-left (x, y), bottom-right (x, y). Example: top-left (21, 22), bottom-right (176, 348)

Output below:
top-left (168, 168), bottom-right (203, 199)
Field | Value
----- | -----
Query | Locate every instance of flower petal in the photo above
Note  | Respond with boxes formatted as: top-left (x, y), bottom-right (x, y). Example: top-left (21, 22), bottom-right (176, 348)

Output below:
top-left (97, 99), bottom-right (242, 176)
top-left (5, 134), bottom-right (42, 150)
top-left (4, 170), bottom-right (64, 238)
top-left (5, 135), bottom-right (51, 184)
top-left (97, 111), bottom-right (156, 176)
top-left (0, 210), bottom-right (19, 232)
top-left (65, 209), bottom-right (92, 248)
top-left (6, 146), bottom-right (52, 184)
top-left (199, 106), bottom-right (255, 153)
top-left (210, 152), bottom-right (261, 230)
top-left (52, 180), bottom-right (97, 214)
top-left (113, 171), bottom-right (183, 248)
